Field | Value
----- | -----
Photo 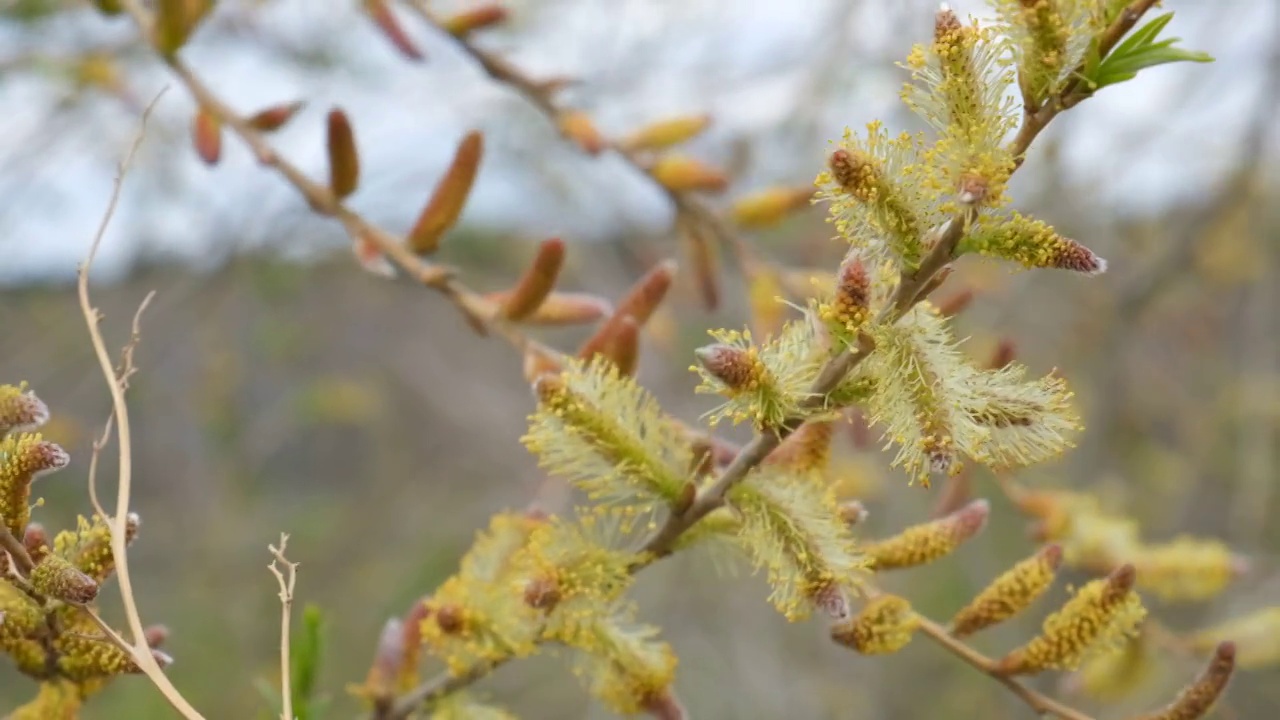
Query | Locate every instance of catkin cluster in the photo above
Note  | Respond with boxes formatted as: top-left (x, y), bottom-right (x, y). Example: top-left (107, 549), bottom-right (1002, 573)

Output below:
top-left (0, 384), bottom-right (170, 714)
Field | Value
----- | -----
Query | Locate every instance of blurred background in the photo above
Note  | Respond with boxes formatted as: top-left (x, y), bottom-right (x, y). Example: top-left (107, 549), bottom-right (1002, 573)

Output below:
top-left (1, 0), bottom-right (1278, 718)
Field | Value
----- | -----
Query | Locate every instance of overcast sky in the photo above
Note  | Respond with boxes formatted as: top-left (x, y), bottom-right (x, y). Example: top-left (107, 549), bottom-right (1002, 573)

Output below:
top-left (0, 0), bottom-right (1274, 287)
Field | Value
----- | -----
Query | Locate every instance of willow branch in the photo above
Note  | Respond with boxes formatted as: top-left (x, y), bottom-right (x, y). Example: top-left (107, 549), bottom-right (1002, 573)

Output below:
top-left (115, 3), bottom-right (1156, 717)
top-left (383, 660), bottom-right (505, 719)
top-left (403, 0), bottom-right (757, 264)
top-left (915, 617), bottom-right (1094, 720)
top-left (1011, 0), bottom-right (1161, 167)
top-left (0, 527), bottom-right (34, 578)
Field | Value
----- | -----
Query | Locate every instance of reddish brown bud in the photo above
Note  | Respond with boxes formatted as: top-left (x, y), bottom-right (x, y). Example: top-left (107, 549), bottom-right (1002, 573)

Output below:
top-left (522, 344), bottom-right (564, 385)
top-left (523, 576), bottom-right (561, 610)
top-left (598, 316), bottom-right (640, 377)
top-left (1055, 239), bottom-right (1107, 274)
top-left (839, 500), bottom-right (869, 526)
top-left (486, 291), bottom-right (611, 326)
top-left (934, 7), bottom-right (963, 42)
top-left (693, 344), bottom-right (757, 390)
top-left (363, 617), bottom-right (405, 699)
top-left (30, 554), bottom-right (99, 604)
top-left (615, 259), bottom-right (678, 326)
top-left (498, 238), bottom-right (566, 321)
top-left (22, 523), bottom-right (49, 564)
top-left (577, 259), bottom-right (676, 362)
top-left (326, 109), bottom-right (360, 200)
top-left (434, 604), bottom-right (465, 634)
top-left (408, 131), bottom-right (484, 254)
top-left (0, 384), bottom-right (49, 433)
top-left (248, 100), bottom-right (306, 132)
top-left (441, 5), bottom-right (509, 37)
top-left (836, 256), bottom-right (870, 310)
top-left (401, 600), bottom-right (429, 651)
top-left (811, 581), bottom-right (852, 621)
top-left (191, 106), bottom-right (221, 165)
top-left (144, 624), bottom-right (170, 648)
top-left (828, 148), bottom-right (878, 198)
top-left (364, 0), bottom-right (424, 61)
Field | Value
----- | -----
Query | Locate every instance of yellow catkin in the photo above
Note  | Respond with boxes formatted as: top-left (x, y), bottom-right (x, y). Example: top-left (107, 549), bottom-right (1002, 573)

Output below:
top-left (1074, 634), bottom-right (1152, 701)
top-left (30, 554), bottom-right (99, 604)
top-left (730, 186), bottom-right (813, 228)
top-left (950, 544), bottom-right (1062, 637)
top-left (619, 114), bottom-right (712, 152)
top-left (1132, 641), bottom-right (1236, 720)
top-left (963, 212), bottom-right (1106, 274)
top-left (831, 594), bottom-right (920, 655)
top-left (997, 564), bottom-right (1146, 675)
top-left (817, 255), bottom-right (872, 344)
top-left (0, 383), bottom-right (49, 434)
top-left (1185, 607), bottom-right (1280, 669)
top-left (1130, 536), bottom-right (1242, 603)
top-left (53, 513), bottom-right (140, 583)
top-left (864, 499), bottom-right (989, 571)
top-left (0, 433), bottom-right (70, 536)
top-left (7, 680), bottom-right (83, 720)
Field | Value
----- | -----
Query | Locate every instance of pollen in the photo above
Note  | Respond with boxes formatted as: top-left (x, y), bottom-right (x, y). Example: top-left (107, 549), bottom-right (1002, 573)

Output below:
top-left (0, 433), bottom-right (70, 537)
top-left (831, 594), bottom-right (920, 655)
top-left (996, 564), bottom-right (1147, 675)
top-left (950, 544), bottom-right (1062, 637)
top-left (864, 499), bottom-right (989, 571)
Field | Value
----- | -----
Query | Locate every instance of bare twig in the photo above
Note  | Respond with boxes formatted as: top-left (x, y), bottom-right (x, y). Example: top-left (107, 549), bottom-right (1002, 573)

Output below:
top-left (385, 660), bottom-right (504, 719)
top-left (87, 290), bottom-right (156, 521)
top-left (915, 617), bottom-right (1094, 720)
top-left (268, 534), bottom-right (300, 720)
top-left (75, 89), bottom-right (207, 720)
top-left (0, 527), bottom-right (34, 578)
top-left (403, 0), bottom-right (758, 266)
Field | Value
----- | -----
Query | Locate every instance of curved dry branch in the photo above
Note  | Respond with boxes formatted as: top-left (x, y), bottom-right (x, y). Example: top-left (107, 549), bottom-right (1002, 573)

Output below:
top-left (75, 89), bottom-right (208, 720)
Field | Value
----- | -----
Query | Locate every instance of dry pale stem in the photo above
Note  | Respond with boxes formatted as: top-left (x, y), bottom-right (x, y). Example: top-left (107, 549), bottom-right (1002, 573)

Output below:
top-left (268, 534), bottom-right (300, 720)
top-left (86, 290), bottom-right (156, 522)
top-left (76, 89), bottom-right (207, 720)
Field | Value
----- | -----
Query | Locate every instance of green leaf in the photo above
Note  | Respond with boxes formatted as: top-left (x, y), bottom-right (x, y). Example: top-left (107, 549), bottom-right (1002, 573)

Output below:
top-left (291, 604), bottom-right (327, 720)
top-left (1084, 13), bottom-right (1214, 91)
